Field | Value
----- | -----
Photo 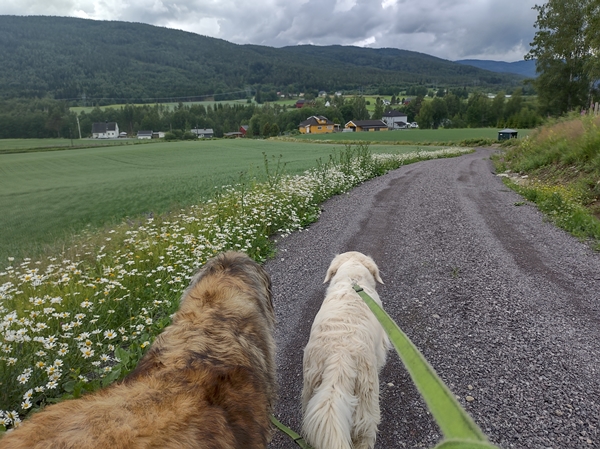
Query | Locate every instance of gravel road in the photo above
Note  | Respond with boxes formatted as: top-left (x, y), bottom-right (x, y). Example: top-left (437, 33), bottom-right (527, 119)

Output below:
top-left (264, 147), bottom-right (600, 449)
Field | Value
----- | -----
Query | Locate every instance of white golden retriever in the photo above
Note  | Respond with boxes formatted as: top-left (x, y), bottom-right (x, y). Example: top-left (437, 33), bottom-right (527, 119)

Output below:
top-left (302, 251), bottom-right (390, 449)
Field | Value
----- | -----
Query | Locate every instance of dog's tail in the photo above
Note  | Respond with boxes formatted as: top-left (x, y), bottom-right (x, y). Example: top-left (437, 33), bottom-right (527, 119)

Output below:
top-left (302, 354), bottom-right (358, 449)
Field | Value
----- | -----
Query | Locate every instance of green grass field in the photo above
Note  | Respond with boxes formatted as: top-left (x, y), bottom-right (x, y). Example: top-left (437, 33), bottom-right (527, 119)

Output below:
top-left (293, 127), bottom-right (531, 143)
top-left (0, 138), bottom-right (145, 154)
top-left (0, 139), bottom-right (446, 261)
top-left (69, 99), bottom-right (255, 114)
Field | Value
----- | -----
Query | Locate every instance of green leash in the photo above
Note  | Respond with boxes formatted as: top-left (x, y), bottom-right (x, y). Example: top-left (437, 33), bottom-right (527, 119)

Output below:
top-left (270, 415), bottom-right (314, 449)
top-left (352, 284), bottom-right (498, 449)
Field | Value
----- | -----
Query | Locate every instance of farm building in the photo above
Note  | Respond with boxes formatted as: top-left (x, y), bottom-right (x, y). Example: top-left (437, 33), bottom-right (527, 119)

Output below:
top-left (382, 110), bottom-right (409, 129)
top-left (498, 128), bottom-right (518, 140)
top-left (344, 120), bottom-right (388, 132)
top-left (92, 122), bottom-right (119, 139)
top-left (191, 128), bottom-right (214, 138)
top-left (240, 125), bottom-right (249, 136)
top-left (137, 130), bottom-right (153, 139)
top-left (298, 116), bottom-right (335, 134)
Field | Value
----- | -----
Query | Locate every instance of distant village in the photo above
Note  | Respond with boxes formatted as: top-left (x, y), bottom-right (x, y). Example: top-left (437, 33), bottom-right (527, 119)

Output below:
top-left (91, 111), bottom-right (417, 140)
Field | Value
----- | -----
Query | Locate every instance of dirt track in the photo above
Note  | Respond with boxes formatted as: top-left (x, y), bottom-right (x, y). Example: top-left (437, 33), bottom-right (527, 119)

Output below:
top-left (265, 147), bottom-right (600, 449)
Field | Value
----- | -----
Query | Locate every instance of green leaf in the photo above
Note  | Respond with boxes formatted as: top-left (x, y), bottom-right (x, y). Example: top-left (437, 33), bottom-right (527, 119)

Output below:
top-left (114, 347), bottom-right (130, 366)
top-left (62, 379), bottom-right (77, 393)
top-left (353, 285), bottom-right (495, 444)
top-left (102, 367), bottom-right (121, 388)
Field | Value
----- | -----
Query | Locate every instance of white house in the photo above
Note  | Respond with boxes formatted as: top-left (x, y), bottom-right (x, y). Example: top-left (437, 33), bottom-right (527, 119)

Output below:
top-left (92, 122), bottom-right (119, 139)
top-left (191, 128), bottom-right (214, 138)
top-left (381, 110), bottom-right (409, 129)
top-left (137, 130), bottom-right (153, 139)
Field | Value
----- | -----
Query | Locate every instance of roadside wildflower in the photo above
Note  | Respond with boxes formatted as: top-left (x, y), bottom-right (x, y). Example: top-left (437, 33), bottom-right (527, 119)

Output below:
top-left (0, 146), bottom-right (472, 429)
top-left (80, 348), bottom-right (94, 359)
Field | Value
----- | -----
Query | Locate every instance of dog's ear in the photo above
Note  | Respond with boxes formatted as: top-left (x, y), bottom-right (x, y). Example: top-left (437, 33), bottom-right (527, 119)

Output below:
top-left (323, 253), bottom-right (346, 283)
top-left (363, 256), bottom-right (384, 284)
top-left (323, 264), bottom-right (336, 283)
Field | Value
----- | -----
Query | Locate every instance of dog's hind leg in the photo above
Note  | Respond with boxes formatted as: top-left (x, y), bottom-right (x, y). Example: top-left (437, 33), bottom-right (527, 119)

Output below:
top-left (351, 362), bottom-right (381, 449)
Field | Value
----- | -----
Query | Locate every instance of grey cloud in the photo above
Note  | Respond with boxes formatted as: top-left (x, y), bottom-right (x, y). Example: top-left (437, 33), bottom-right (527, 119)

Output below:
top-left (0, 0), bottom-right (540, 61)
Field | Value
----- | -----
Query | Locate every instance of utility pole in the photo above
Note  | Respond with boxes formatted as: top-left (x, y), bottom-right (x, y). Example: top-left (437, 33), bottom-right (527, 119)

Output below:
top-left (76, 116), bottom-right (82, 139)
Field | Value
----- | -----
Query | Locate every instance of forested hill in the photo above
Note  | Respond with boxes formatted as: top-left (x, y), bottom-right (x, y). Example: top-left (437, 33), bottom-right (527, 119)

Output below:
top-left (455, 59), bottom-right (537, 78)
top-left (0, 15), bottom-right (524, 102)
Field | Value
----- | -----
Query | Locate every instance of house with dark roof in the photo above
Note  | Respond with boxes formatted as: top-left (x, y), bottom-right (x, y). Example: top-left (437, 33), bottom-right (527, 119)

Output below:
top-left (191, 128), bottom-right (214, 138)
top-left (298, 116), bottom-right (335, 134)
top-left (382, 110), bottom-right (409, 129)
top-left (498, 128), bottom-right (518, 140)
top-left (344, 120), bottom-right (388, 132)
top-left (137, 130), bottom-right (153, 139)
top-left (92, 122), bottom-right (119, 139)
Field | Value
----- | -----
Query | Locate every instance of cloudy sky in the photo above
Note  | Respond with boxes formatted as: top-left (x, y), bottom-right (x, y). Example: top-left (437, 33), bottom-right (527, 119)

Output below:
top-left (1, 0), bottom-right (541, 62)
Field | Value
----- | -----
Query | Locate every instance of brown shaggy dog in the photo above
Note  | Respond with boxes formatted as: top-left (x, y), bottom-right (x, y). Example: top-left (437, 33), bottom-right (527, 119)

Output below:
top-left (0, 251), bottom-right (276, 449)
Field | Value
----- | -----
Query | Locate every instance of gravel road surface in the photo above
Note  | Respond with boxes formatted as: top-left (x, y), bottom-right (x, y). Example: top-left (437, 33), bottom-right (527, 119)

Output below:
top-left (264, 147), bottom-right (600, 449)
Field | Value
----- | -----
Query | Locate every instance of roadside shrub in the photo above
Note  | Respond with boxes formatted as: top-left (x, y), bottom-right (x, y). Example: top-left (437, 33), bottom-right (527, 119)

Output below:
top-left (163, 132), bottom-right (177, 141)
top-left (496, 115), bottom-right (600, 249)
top-left (459, 138), bottom-right (495, 147)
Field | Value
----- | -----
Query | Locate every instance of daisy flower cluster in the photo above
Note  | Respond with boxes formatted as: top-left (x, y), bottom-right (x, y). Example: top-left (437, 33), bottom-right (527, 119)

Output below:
top-left (0, 146), bottom-right (472, 429)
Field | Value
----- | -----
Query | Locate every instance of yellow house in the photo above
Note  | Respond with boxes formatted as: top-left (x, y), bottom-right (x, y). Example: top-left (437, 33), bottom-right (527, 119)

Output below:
top-left (343, 120), bottom-right (389, 132)
top-left (298, 116), bottom-right (335, 134)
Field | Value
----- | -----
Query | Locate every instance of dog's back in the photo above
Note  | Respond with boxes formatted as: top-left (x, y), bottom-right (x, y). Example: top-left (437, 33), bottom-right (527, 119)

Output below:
top-left (0, 251), bottom-right (276, 449)
top-left (302, 252), bottom-right (389, 449)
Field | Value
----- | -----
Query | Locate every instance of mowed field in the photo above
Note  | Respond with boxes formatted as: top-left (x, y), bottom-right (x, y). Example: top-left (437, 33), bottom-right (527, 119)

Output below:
top-left (1, 138), bottom-right (446, 261)
top-left (0, 138), bottom-right (140, 154)
top-left (294, 127), bottom-right (531, 143)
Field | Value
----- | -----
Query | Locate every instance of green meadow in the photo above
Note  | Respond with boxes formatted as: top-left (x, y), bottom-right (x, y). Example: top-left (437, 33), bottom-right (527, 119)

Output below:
top-left (0, 138), bottom-right (141, 154)
top-left (0, 139), bottom-right (445, 261)
top-left (69, 99), bottom-right (255, 114)
top-left (293, 127), bottom-right (531, 143)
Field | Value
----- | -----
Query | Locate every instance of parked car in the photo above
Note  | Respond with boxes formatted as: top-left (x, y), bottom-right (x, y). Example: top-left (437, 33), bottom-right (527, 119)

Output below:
top-left (410, 122), bottom-right (419, 128)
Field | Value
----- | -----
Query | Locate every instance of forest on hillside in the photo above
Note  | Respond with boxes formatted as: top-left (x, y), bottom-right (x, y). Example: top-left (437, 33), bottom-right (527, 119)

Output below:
top-left (0, 16), bottom-right (526, 103)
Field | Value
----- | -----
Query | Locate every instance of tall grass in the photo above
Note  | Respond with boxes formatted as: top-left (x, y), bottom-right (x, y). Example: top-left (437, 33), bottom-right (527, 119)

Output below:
top-left (0, 145), bottom-right (472, 430)
top-left (495, 114), bottom-right (600, 248)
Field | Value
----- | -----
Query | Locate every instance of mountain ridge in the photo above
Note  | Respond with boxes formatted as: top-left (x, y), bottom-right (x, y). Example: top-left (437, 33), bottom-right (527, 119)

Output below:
top-left (454, 59), bottom-right (537, 78)
top-left (0, 15), bottom-right (526, 102)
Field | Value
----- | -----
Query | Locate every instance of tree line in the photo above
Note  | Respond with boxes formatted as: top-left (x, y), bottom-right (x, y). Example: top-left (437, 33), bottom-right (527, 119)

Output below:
top-left (0, 89), bottom-right (544, 140)
top-left (526, 0), bottom-right (600, 116)
top-left (410, 89), bottom-right (542, 129)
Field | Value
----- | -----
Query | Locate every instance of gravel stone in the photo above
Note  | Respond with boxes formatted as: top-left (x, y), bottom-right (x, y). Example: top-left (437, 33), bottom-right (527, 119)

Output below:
top-left (266, 148), bottom-right (600, 449)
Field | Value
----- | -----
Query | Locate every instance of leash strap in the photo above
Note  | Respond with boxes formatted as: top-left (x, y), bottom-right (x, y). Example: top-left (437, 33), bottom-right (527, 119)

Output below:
top-left (352, 284), bottom-right (496, 447)
top-left (270, 415), bottom-right (313, 449)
